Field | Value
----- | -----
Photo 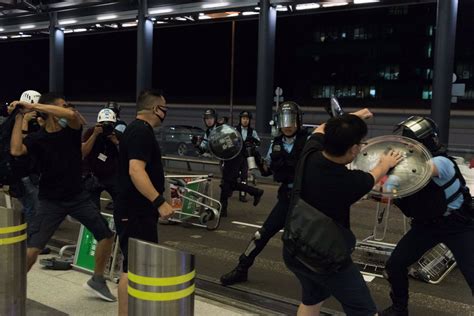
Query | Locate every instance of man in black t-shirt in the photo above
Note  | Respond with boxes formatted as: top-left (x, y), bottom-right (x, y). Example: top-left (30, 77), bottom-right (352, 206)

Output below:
top-left (82, 108), bottom-right (120, 209)
top-left (115, 89), bottom-right (174, 315)
top-left (10, 93), bottom-right (116, 302)
top-left (283, 112), bottom-right (403, 316)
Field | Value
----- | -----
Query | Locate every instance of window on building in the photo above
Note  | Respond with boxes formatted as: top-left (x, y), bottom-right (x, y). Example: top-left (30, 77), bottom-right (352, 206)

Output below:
top-left (422, 85), bottom-right (432, 100)
top-left (378, 64), bottom-right (400, 80)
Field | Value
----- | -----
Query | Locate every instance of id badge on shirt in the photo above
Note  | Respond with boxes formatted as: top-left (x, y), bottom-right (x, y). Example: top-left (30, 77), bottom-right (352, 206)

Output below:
top-left (98, 153), bottom-right (108, 162)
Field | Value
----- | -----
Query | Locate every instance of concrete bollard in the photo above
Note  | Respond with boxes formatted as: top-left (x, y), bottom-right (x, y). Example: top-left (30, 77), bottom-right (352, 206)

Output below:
top-left (0, 206), bottom-right (27, 316)
top-left (128, 238), bottom-right (195, 316)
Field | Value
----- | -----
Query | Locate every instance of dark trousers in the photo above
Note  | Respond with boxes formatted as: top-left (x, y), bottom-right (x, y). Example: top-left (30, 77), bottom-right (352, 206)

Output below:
top-left (88, 175), bottom-right (119, 211)
top-left (385, 211), bottom-right (474, 307)
top-left (239, 185), bottom-right (290, 269)
top-left (219, 156), bottom-right (261, 211)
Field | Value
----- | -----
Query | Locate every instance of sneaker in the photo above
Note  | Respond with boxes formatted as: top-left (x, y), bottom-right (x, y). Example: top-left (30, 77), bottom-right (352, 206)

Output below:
top-left (253, 189), bottom-right (264, 206)
top-left (220, 267), bottom-right (248, 286)
top-left (83, 277), bottom-right (117, 302)
top-left (380, 305), bottom-right (408, 316)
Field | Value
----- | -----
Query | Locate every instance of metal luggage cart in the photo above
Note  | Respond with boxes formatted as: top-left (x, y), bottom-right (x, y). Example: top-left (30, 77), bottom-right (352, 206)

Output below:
top-left (408, 243), bottom-right (457, 284)
top-left (165, 174), bottom-right (222, 230)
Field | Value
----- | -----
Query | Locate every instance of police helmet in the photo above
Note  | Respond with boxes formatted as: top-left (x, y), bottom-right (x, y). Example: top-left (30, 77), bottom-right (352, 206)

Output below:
top-left (97, 108), bottom-right (117, 123)
top-left (277, 101), bottom-right (302, 129)
top-left (203, 108), bottom-right (217, 120)
top-left (105, 101), bottom-right (121, 116)
top-left (393, 116), bottom-right (442, 154)
top-left (239, 111), bottom-right (252, 119)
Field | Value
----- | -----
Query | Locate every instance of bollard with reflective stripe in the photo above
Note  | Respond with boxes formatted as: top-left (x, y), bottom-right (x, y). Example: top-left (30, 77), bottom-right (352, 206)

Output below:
top-left (128, 238), bottom-right (195, 316)
top-left (0, 206), bottom-right (27, 316)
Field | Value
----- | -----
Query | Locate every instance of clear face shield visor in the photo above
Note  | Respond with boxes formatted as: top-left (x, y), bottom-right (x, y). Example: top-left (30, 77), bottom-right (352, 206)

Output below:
top-left (277, 110), bottom-right (298, 128)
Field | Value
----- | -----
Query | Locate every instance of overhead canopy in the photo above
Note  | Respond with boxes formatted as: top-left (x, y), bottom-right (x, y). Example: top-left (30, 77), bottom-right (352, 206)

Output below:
top-left (0, 0), bottom-right (437, 38)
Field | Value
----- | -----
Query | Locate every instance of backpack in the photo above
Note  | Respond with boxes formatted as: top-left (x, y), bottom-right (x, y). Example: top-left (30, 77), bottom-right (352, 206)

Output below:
top-left (0, 107), bottom-right (20, 186)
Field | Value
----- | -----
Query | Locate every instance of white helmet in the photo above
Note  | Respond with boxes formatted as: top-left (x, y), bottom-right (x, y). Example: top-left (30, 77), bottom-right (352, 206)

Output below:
top-left (20, 90), bottom-right (41, 104)
top-left (97, 108), bottom-right (117, 123)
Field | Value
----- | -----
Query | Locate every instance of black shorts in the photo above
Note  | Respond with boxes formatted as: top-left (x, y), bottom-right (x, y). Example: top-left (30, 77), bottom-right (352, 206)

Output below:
top-left (28, 191), bottom-right (114, 250)
top-left (114, 213), bottom-right (158, 273)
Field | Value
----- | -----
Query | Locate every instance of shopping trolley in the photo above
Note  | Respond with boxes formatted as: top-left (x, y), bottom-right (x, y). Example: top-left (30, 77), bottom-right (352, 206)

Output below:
top-left (165, 174), bottom-right (222, 230)
top-left (408, 243), bottom-right (457, 284)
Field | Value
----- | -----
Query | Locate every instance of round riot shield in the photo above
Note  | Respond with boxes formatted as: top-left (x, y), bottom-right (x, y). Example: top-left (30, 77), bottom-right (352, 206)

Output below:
top-left (351, 135), bottom-right (433, 199)
top-left (208, 124), bottom-right (243, 160)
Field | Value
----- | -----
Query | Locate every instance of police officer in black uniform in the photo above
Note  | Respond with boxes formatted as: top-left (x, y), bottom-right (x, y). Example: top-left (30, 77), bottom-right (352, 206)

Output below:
top-left (236, 111), bottom-right (260, 202)
top-left (380, 116), bottom-right (474, 316)
top-left (220, 101), bottom-right (308, 285)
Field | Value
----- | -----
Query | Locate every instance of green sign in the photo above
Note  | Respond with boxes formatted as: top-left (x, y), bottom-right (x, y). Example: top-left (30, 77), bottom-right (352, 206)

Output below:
top-left (179, 180), bottom-right (202, 220)
top-left (73, 213), bottom-right (114, 273)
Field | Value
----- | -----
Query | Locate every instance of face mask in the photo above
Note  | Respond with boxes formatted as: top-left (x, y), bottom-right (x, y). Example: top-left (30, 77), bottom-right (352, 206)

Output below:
top-left (154, 106), bottom-right (167, 123)
top-left (58, 118), bottom-right (68, 128)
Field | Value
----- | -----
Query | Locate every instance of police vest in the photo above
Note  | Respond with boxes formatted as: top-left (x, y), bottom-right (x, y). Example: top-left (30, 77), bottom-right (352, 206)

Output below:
top-left (270, 130), bottom-right (308, 184)
top-left (394, 156), bottom-right (472, 219)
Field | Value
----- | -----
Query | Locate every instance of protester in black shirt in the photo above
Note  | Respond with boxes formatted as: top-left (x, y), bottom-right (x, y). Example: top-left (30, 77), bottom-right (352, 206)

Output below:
top-left (82, 108), bottom-right (120, 209)
top-left (283, 111), bottom-right (403, 316)
top-left (115, 89), bottom-right (174, 316)
top-left (10, 93), bottom-right (116, 302)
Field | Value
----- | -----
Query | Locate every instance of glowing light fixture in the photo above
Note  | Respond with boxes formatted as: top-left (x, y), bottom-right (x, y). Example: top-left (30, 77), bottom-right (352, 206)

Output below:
top-left (97, 14), bottom-right (117, 21)
top-left (296, 3), bottom-right (321, 10)
top-left (322, 2), bottom-right (349, 7)
top-left (149, 8), bottom-right (173, 15)
top-left (202, 2), bottom-right (229, 9)
top-left (59, 19), bottom-right (77, 25)
top-left (122, 22), bottom-right (138, 27)
top-left (20, 24), bottom-right (35, 29)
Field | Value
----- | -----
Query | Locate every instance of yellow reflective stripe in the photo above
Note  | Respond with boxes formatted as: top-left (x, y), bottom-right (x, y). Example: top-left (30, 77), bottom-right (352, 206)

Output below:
top-left (0, 223), bottom-right (27, 234)
top-left (0, 234), bottom-right (27, 246)
top-left (128, 270), bottom-right (195, 286)
top-left (128, 284), bottom-right (195, 301)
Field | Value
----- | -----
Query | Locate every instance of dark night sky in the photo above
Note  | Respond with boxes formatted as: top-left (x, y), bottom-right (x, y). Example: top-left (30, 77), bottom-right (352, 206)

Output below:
top-left (0, 2), bottom-right (473, 107)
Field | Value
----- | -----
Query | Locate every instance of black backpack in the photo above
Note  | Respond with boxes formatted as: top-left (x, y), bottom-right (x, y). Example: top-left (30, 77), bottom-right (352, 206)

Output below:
top-left (0, 107), bottom-right (20, 186)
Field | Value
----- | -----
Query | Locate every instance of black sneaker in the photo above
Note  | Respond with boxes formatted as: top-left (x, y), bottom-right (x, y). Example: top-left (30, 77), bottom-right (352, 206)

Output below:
top-left (253, 189), bottom-right (264, 206)
top-left (83, 277), bottom-right (117, 302)
top-left (380, 305), bottom-right (409, 316)
top-left (220, 268), bottom-right (248, 286)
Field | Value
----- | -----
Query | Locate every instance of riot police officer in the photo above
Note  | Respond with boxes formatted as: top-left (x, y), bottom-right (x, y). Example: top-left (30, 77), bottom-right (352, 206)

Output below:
top-left (380, 116), bottom-right (474, 316)
top-left (220, 101), bottom-right (308, 285)
top-left (236, 111), bottom-right (260, 202)
top-left (195, 108), bottom-right (218, 155)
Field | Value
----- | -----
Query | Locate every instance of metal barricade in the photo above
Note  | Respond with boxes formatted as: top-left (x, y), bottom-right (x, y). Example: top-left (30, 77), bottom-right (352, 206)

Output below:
top-left (0, 205), bottom-right (27, 316)
top-left (128, 238), bottom-right (195, 316)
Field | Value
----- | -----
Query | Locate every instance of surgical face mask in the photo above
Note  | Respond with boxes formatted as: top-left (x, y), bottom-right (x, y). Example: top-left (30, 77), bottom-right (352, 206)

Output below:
top-left (154, 106), bottom-right (167, 123)
top-left (58, 118), bottom-right (68, 128)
